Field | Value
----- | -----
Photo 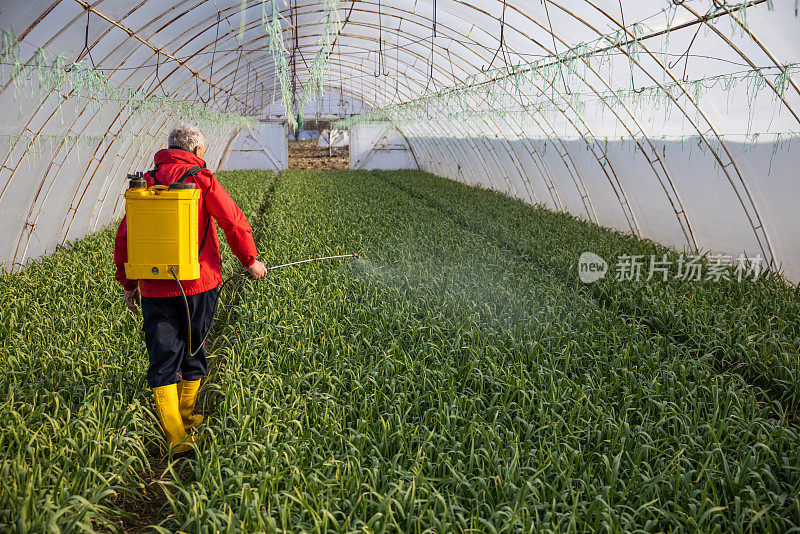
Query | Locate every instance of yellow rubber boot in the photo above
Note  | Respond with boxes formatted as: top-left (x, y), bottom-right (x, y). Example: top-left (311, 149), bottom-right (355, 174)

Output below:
top-left (152, 384), bottom-right (193, 454)
top-left (177, 379), bottom-right (204, 430)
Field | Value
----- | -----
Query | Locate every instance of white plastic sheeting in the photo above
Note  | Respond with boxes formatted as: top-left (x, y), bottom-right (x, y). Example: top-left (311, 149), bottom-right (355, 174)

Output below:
top-left (1, 1), bottom-right (799, 279)
top-left (349, 124), bottom-right (418, 170)
top-left (403, 134), bottom-right (800, 281)
top-left (219, 123), bottom-right (288, 171)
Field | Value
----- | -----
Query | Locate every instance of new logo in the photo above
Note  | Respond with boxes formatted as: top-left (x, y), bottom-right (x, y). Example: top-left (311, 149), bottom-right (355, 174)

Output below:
top-left (578, 252), bottom-right (608, 283)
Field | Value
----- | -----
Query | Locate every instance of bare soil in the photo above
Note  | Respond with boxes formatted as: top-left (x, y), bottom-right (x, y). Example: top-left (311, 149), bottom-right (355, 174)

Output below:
top-left (288, 139), bottom-right (349, 170)
top-left (114, 452), bottom-right (192, 533)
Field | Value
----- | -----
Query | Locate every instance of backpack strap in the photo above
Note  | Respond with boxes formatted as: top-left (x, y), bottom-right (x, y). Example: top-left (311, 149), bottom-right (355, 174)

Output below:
top-left (148, 165), bottom-right (160, 185)
top-left (177, 166), bottom-right (202, 183)
top-left (198, 210), bottom-right (212, 257)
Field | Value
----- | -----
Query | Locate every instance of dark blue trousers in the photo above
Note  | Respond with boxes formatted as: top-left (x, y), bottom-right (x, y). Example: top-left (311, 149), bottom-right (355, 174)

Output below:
top-left (141, 288), bottom-right (218, 388)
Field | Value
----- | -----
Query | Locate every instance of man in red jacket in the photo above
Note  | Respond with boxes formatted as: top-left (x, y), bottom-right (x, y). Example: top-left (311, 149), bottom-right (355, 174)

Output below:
top-left (114, 123), bottom-right (268, 454)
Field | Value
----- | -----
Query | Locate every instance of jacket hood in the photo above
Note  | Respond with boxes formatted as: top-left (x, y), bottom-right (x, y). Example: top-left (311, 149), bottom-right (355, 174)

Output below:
top-left (153, 148), bottom-right (206, 168)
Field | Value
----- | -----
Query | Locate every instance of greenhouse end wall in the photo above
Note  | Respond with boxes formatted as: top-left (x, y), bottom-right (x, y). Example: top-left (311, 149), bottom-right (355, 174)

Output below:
top-left (219, 123), bottom-right (288, 171)
top-left (350, 124), bottom-right (419, 171)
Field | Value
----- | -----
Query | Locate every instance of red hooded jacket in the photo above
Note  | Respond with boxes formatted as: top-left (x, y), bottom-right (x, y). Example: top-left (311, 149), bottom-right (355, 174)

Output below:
top-left (114, 149), bottom-right (257, 298)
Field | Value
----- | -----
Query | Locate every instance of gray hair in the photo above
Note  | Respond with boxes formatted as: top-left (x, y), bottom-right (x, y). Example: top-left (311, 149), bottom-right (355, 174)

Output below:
top-left (168, 122), bottom-right (205, 152)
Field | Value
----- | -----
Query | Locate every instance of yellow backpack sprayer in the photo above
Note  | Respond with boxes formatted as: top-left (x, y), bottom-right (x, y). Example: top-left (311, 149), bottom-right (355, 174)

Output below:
top-left (124, 168), bottom-right (204, 280)
top-left (124, 170), bottom-right (359, 356)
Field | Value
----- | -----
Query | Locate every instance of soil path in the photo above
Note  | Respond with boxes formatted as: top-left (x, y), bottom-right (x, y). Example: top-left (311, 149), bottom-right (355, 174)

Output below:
top-left (288, 139), bottom-right (348, 170)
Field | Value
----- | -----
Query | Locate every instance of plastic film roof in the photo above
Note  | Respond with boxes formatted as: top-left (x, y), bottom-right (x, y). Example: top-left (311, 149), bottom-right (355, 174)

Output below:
top-left (1, 1), bottom-right (800, 280)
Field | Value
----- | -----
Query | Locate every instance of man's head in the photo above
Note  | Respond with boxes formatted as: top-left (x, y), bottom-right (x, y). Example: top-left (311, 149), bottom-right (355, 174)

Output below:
top-left (168, 122), bottom-right (206, 159)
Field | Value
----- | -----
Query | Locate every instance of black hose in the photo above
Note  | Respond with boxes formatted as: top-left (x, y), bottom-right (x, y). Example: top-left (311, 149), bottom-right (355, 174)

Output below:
top-left (169, 268), bottom-right (194, 356)
top-left (170, 268), bottom-right (245, 358)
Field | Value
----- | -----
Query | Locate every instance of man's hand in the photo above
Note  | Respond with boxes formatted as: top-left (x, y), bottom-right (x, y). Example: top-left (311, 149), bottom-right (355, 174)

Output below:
top-left (246, 260), bottom-right (269, 280)
top-left (124, 288), bottom-right (141, 314)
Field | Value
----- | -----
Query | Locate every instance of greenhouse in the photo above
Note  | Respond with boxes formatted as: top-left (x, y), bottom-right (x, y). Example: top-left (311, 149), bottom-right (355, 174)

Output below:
top-left (2, 0), bottom-right (800, 531)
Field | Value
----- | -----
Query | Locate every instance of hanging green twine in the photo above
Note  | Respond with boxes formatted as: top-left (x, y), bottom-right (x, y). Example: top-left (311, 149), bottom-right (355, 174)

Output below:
top-left (297, 0), bottom-right (341, 122)
top-left (2, 29), bottom-right (257, 131)
top-left (265, 1), bottom-right (296, 130)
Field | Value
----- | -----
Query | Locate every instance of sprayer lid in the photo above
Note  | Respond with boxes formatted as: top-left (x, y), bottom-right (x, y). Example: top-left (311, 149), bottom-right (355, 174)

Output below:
top-left (168, 182), bottom-right (197, 189)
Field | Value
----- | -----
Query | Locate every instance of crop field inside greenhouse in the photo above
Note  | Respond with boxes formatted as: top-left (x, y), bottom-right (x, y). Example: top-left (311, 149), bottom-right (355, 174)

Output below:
top-left (3, 169), bottom-right (800, 532)
top-left (4, 1), bottom-right (800, 531)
